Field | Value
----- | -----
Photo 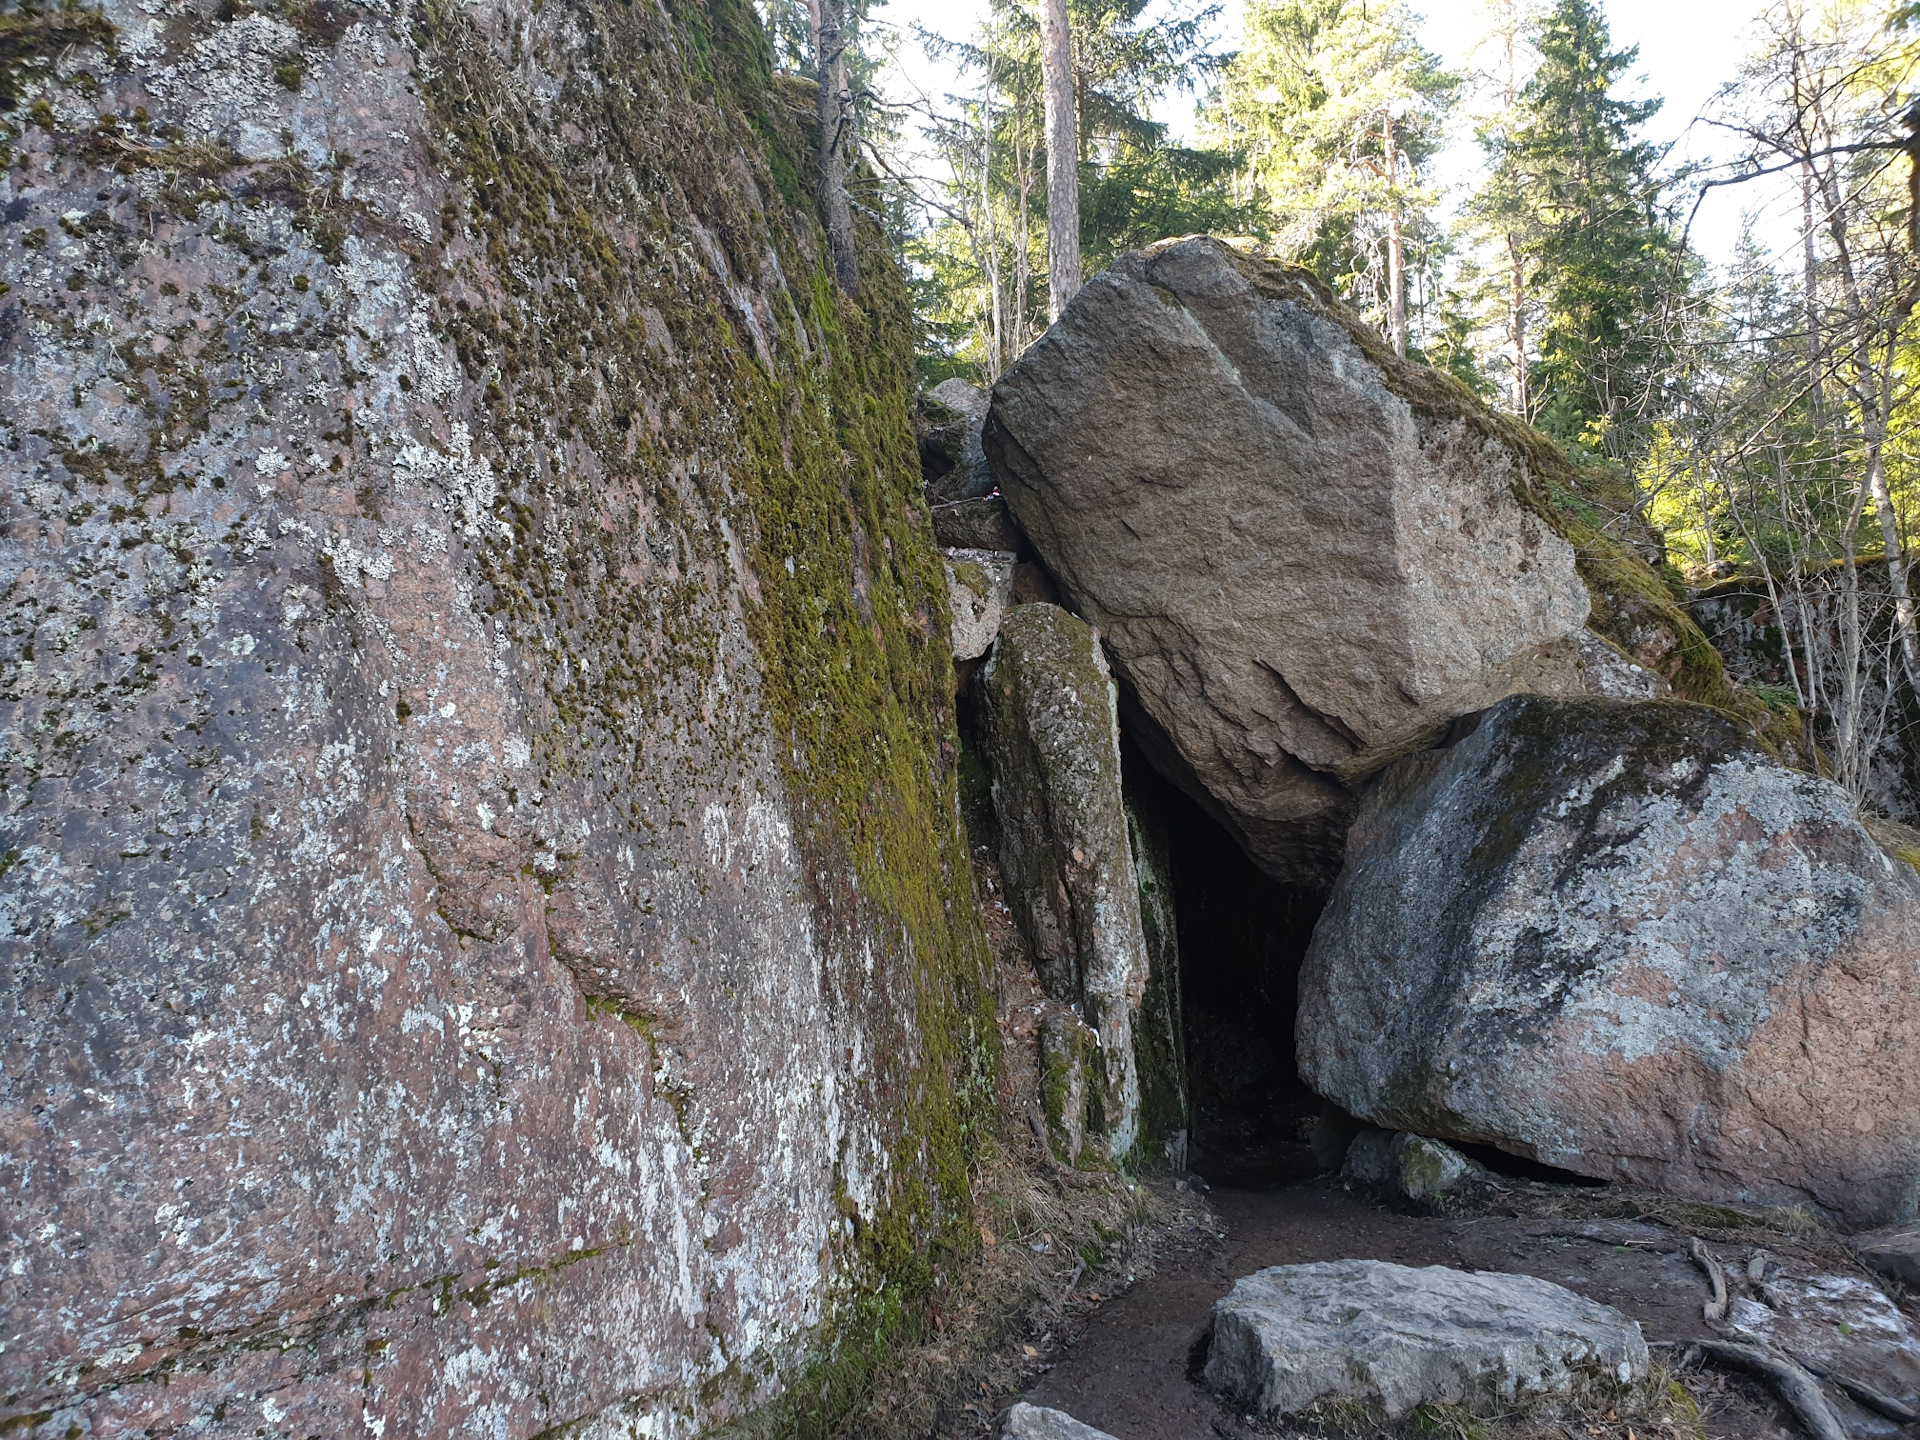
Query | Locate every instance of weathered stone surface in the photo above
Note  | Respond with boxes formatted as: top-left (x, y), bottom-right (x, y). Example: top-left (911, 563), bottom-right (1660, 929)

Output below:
top-left (982, 604), bottom-right (1151, 1161)
top-left (1342, 1130), bottom-right (1472, 1204)
top-left (932, 494), bottom-right (1026, 552)
top-left (1576, 630), bottom-right (1671, 699)
top-left (919, 377), bottom-right (995, 504)
top-left (1853, 1224), bottom-right (1920, 1288)
top-left (984, 236), bottom-right (1591, 879)
top-left (1204, 1260), bottom-right (1648, 1419)
top-left (946, 548), bottom-right (1019, 660)
top-left (1039, 1008), bottom-right (1101, 1165)
top-left (1001, 1400), bottom-right (1120, 1440)
top-left (0, 1), bottom-right (991, 1434)
top-left (1299, 694), bottom-right (1920, 1227)
top-left (1726, 1273), bottom-right (1920, 1417)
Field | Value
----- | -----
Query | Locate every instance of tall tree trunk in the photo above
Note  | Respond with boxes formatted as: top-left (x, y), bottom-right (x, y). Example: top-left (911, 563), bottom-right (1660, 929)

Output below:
top-left (1384, 112), bottom-right (1406, 358)
top-left (1802, 160), bottom-right (1822, 412)
top-left (812, 0), bottom-right (859, 295)
top-left (1039, 0), bottom-right (1080, 322)
top-left (1507, 232), bottom-right (1528, 418)
top-left (1016, 103), bottom-right (1032, 352)
top-left (1865, 356), bottom-right (1920, 692)
top-left (982, 56), bottom-right (1003, 376)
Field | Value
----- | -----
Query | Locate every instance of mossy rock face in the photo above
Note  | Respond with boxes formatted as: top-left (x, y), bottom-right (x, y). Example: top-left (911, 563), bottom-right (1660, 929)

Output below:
top-left (980, 603), bottom-right (1152, 1165)
top-left (1300, 694), bottom-right (1920, 1228)
top-left (0, 0), bottom-right (992, 1433)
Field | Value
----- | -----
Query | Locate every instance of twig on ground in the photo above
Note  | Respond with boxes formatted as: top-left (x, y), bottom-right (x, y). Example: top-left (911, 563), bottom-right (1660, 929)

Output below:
top-left (1690, 1236), bottom-right (1731, 1322)
top-left (1057, 1257), bottom-right (1086, 1309)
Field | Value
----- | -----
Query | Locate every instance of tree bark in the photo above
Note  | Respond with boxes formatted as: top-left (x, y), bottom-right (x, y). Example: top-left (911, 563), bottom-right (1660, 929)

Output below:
top-left (1016, 99), bottom-right (1032, 352)
top-left (1507, 232), bottom-right (1528, 418)
top-left (1384, 112), bottom-right (1406, 358)
top-left (812, 0), bottom-right (860, 295)
top-left (1039, 0), bottom-right (1080, 322)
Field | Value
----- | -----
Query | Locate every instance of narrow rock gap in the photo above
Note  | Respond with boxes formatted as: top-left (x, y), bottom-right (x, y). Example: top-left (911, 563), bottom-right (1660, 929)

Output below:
top-left (1120, 742), bottom-right (1331, 1188)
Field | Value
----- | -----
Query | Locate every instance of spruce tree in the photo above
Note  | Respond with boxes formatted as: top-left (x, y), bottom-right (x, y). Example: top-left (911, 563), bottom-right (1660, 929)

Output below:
top-left (1475, 0), bottom-right (1681, 456)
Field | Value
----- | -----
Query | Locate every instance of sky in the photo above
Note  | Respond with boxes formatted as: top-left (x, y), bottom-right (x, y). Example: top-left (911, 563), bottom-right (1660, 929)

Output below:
top-left (864, 0), bottom-right (1795, 273)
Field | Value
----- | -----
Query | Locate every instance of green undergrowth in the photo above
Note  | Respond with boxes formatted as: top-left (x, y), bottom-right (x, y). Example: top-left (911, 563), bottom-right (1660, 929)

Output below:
top-left (415, 0), bottom-right (998, 1431)
top-left (1216, 242), bottom-right (1799, 756)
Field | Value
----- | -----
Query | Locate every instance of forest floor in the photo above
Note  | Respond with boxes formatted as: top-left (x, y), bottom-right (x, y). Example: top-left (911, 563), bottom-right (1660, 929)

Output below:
top-left (841, 839), bottom-right (1914, 1440)
top-left (847, 1165), bottom-right (1920, 1440)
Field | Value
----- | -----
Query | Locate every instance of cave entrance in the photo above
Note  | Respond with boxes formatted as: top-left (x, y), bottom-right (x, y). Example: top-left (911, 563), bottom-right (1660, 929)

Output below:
top-left (1124, 745), bottom-right (1332, 1187)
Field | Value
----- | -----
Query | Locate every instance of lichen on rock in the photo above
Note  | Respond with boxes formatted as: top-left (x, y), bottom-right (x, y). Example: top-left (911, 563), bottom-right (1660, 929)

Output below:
top-left (980, 603), bottom-right (1151, 1165)
top-left (0, 0), bottom-right (993, 1433)
top-left (1299, 694), bottom-right (1920, 1228)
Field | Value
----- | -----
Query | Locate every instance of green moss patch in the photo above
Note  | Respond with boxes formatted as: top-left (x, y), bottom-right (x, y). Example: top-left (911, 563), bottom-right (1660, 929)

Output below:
top-left (415, 0), bottom-right (999, 1430)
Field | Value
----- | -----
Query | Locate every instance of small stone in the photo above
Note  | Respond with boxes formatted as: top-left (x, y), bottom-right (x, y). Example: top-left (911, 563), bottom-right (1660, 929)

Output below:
top-left (1852, 1223), bottom-right (1920, 1288)
top-left (931, 494), bottom-right (1025, 552)
top-left (1392, 1132), bottom-right (1471, 1203)
top-left (944, 547), bottom-right (1017, 661)
top-left (1575, 629), bottom-right (1669, 699)
top-left (918, 378), bottom-right (994, 504)
top-left (1341, 1130), bottom-right (1472, 1204)
top-left (1204, 1260), bottom-right (1648, 1420)
top-left (1342, 1127), bottom-right (1395, 1185)
top-left (1000, 1401), bottom-right (1119, 1440)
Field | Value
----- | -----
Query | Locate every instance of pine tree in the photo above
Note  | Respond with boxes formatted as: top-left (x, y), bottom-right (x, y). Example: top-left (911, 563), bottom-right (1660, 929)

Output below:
top-left (1474, 0), bottom-right (1681, 456)
top-left (1213, 0), bottom-right (1455, 354)
top-left (908, 0), bottom-right (1234, 377)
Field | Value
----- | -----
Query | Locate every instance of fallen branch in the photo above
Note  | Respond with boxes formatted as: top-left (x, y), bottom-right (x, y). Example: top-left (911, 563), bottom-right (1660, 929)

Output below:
top-left (1825, 1370), bottom-right (1920, 1424)
top-left (1690, 1236), bottom-right (1731, 1322)
top-left (1695, 1339), bottom-right (1851, 1440)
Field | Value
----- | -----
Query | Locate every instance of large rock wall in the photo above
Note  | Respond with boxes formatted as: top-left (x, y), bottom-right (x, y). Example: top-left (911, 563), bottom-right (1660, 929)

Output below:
top-left (0, 1), bottom-right (992, 1434)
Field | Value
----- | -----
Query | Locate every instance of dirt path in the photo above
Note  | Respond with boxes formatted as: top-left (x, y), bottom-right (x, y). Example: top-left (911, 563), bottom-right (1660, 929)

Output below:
top-left (1014, 1179), bottom-right (1876, 1439)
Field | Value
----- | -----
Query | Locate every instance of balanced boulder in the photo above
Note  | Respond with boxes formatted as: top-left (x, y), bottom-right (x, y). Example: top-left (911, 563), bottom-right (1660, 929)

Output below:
top-left (1298, 694), bottom-right (1920, 1227)
top-left (1204, 1260), bottom-right (1647, 1419)
top-left (984, 236), bottom-right (1591, 879)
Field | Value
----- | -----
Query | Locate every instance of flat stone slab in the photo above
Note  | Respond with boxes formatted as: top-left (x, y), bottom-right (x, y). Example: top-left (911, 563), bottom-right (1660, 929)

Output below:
top-left (1204, 1259), bottom-right (1649, 1419)
top-left (1000, 1401), bottom-right (1119, 1439)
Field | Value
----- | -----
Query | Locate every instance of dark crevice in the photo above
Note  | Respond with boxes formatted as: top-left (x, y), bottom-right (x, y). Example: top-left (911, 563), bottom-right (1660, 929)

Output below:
top-left (1122, 741), bottom-right (1330, 1188)
top-left (1450, 1140), bottom-right (1609, 1187)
